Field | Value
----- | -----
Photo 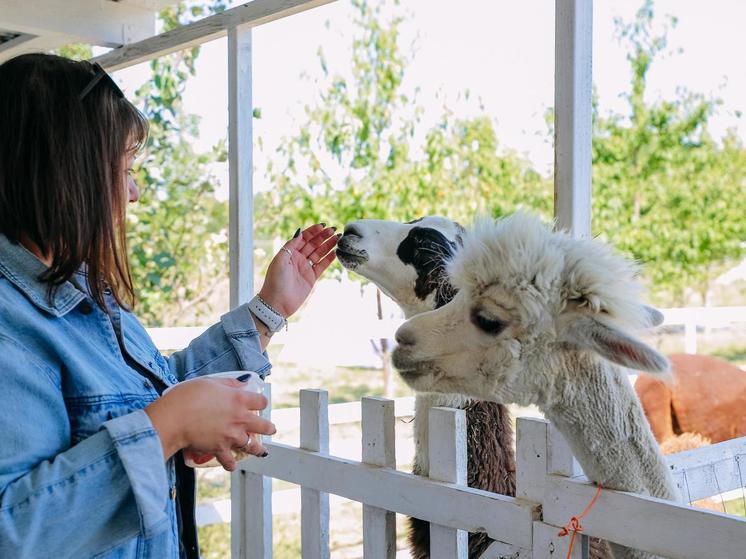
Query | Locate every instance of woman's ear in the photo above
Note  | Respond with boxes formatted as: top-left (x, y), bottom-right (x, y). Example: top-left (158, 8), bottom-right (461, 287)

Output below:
top-left (559, 313), bottom-right (670, 375)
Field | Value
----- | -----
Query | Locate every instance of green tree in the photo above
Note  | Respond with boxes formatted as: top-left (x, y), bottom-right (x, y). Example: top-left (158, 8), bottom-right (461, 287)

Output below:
top-left (257, 0), bottom-right (549, 239)
top-left (126, 2), bottom-right (230, 326)
top-left (257, 0), bottom-right (550, 395)
top-left (592, 0), bottom-right (746, 305)
top-left (55, 4), bottom-right (230, 326)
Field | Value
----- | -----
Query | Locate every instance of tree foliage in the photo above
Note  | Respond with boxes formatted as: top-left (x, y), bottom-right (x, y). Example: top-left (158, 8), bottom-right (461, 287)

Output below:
top-left (127, 2), bottom-right (229, 326)
top-left (592, 0), bottom-right (746, 304)
top-left (256, 0), bottom-right (551, 241)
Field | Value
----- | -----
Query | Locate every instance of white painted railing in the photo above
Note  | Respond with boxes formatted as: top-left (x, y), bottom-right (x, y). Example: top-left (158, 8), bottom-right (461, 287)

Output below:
top-left (230, 386), bottom-right (746, 559)
top-left (145, 305), bottom-right (746, 356)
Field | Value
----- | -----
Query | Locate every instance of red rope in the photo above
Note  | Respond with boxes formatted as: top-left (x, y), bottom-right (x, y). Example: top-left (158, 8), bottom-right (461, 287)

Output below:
top-left (558, 484), bottom-right (603, 558)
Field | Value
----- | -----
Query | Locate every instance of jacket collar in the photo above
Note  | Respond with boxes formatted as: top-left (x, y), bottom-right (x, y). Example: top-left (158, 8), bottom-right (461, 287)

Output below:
top-left (0, 234), bottom-right (86, 317)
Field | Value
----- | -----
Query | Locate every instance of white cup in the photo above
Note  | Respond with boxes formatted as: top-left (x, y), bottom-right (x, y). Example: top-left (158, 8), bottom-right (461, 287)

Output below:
top-left (164, 370), bottom-right (265, 468)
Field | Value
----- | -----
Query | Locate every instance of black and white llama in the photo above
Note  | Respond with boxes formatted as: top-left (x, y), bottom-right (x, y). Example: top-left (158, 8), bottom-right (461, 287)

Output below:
top-left (337, 217), bottom-right (515, 559)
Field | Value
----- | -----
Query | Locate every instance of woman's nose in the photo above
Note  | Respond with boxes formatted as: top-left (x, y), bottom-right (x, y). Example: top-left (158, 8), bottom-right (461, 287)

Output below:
top-left (127, 176), bottom-right (139, 203)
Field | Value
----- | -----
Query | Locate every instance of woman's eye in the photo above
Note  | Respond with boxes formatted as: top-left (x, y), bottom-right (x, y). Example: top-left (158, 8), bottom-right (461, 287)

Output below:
top-left (471, 311), bottom-right (507, 335)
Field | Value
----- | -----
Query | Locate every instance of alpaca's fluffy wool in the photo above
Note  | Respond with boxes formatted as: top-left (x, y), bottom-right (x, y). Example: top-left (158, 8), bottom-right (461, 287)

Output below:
top-left (395, 212), bottom-right (678, 559)
top-left (447, 212), bottom-right (654, 332)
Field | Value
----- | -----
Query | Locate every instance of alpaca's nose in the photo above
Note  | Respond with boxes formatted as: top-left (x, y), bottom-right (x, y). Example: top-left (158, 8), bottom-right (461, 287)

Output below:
top-left (395, 326), bottom-right (416, 347)
top-left (343, 224), bottom-right (362, 238)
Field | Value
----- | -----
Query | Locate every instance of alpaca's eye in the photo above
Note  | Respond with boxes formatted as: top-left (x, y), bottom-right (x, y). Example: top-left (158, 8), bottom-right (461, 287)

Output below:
top-left (471, 310), bottom-right (507, 336)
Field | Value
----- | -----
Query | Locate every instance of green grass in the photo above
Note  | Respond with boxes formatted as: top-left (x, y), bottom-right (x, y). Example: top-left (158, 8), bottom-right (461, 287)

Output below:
top-left (711, 344), bottom-right (746, 366)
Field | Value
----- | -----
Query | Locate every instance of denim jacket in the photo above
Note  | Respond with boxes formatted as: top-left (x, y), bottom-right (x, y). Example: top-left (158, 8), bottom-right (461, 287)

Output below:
top-left (0, 234), bottom-right (271, 559)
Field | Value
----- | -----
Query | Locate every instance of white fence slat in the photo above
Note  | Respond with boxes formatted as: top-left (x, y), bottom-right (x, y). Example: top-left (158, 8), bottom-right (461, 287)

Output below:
top-left (232, 383), bottom-right (273, 559)
top-left (544, 475), bottom-right (746, 559)
top-left (227, 23), bottom-right (253, 307)
top-left (428, 407), bottom-right (468, 559)
top-left (554, 0), bottom-right (593, 239)
top-left (532, 521), bottom-right (586, 559)
top-left (478, 540), bottom-right (525, 559)
top-left (94, 0), bottom-right (336, 71)
top-left (515, 417), bottom-right (548, 503)
top-left (547, 422), bottom-right (584, 478)
top-left (300, 389), bottom-right (330, 559)
top-left (667, 437), bottom-right (746, 502)
top-left (361, 397), bottom-right (396, 559)
top-left (239, 442), bottom-right (537, 548)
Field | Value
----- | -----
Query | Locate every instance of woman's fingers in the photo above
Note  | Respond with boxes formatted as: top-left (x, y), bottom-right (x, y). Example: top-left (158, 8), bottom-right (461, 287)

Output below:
top-left (215, 449), bottom-right (237, 472)
top-left (284, 224), bottom-right (324, 252)
top-left (235, 390), bottom-right (268, 411)
top-left (240, 411), bottom-right (277, 436)
top-left (314, 250), bottom-right (338, 278)
top-left (308, 233), bottom-right (340, 264)
top-left (300, 227), bottom-right (337, 258)
top-left (240, 436), bottom-right (267, 457)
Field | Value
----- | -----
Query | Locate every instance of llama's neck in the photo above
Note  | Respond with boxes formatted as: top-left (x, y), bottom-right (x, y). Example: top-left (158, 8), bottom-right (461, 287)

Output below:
top-left (538, 353), bottom-right (678, 502)
top-left (412, 392), bottom-right (473, 477)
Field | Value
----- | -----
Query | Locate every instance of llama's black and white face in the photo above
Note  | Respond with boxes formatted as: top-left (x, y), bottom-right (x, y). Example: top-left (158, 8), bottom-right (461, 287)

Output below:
top-left (337, 216), bottom-right (464, 316)
top-left (392, 213), bottom-right (670, 405)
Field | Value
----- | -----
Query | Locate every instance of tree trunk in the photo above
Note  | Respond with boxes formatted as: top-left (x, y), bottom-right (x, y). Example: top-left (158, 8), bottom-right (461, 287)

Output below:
top-left (376, 288), bottom-right (395, 398)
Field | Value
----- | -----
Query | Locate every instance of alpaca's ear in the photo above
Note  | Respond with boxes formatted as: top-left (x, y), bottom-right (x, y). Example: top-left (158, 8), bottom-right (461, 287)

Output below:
top-left (643, 305), bottom-right (665, 327)
top-left (559, 314), bottom-right (670, 374)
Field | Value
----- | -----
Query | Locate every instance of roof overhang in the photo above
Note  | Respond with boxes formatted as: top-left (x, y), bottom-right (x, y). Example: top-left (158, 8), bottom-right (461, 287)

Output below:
top-left (0, 0), bottom-right (175, 64)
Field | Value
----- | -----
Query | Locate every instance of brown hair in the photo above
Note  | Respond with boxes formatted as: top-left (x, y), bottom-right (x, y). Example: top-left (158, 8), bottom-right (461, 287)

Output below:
top-left (0, 53), bottom-right (148, 310)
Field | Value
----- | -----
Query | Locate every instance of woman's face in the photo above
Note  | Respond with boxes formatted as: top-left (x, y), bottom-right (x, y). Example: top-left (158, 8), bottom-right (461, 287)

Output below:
top-left (125, 155), bottom-right (139, 204)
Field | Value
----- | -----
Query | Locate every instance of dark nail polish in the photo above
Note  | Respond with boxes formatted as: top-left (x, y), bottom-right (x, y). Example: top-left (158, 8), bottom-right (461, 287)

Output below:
top-left (320, 222), bottom-right (326, 227)
top-left (331, 226), bottom-right (337, 231)
top-left (261, 451), bottom-right (269, 458)
top-left (237, 373), bottom-right (252, 382)
top-left (293, 228), bottom-right (301, 238)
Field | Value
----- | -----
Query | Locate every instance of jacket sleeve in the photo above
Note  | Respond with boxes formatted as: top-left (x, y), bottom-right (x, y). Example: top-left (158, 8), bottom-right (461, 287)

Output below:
top-left (0, 336), bottom-right (171, 559)
top-left (166, 303), bottom-right (272, 381)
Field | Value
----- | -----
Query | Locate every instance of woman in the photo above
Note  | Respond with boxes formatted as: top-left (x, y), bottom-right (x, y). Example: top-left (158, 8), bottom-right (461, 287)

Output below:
top-left (0, 53), bottom-right (338, 558)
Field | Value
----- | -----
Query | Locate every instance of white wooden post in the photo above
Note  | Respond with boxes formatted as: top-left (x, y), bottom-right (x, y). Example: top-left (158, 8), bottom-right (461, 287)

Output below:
top-left (232, 383), bottom-right (273, 559)
top-left (545, 421), bottom-right (587, 559)
top-left (428, 407), bottom-right (467, 559)
top-left (228, 23), bottom-right (254, 308)
top-left (684, 315), bottom-right (698, 354)
top-left (516, 417), bottom-right (587, 559)
top-left (300, 389), bottom-right (330, 559)
top-left (554, 0), bottom-right (593, 239)
top-left (361, 397), bottom-right (397, 559)
top-left (547, 423), bottom-right (584, 478)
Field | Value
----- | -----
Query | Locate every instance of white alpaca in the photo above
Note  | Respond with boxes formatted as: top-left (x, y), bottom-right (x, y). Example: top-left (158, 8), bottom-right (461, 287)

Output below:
top-left (392, 212), bottom-right (678, 559)
top-left (338, 217), bottom-right (515, 559)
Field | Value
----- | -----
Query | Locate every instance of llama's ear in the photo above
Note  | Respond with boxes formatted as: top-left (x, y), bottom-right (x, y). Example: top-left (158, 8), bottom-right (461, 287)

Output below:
top-left (643, 305), bottom-right (665, 327)
top-left (559, 314), bottom-right (670, 375)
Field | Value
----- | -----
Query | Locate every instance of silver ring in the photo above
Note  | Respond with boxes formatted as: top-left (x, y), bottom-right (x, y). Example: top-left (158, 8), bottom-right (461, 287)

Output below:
top-left (238, 435), bottom-right (251, 451)
top-left (280, 247), bottom-right (292, 257)
top-left (308, 259), bottom-right (315, 268)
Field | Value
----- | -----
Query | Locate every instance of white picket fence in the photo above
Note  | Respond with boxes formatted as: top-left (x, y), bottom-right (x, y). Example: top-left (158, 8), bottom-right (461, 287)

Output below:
top-left (146, 305), bottom-right (746, 358)
top-left (228, 385), bottom-right (746, 559)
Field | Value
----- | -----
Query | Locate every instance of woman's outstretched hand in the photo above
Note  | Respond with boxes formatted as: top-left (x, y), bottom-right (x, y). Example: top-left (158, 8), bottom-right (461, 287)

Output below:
top-left (258, 224), bottom-right (339, 319)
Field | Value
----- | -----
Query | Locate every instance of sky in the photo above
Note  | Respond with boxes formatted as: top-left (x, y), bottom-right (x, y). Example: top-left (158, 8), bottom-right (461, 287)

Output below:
top-left (111, 0), bottom-right (746, 195)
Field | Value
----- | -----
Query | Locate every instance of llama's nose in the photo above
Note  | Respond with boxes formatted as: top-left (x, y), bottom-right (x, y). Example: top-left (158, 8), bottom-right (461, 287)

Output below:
top-left (395, 326), bottom-right (416, 347)
top-left (343, 224), bottom-right (362, 238)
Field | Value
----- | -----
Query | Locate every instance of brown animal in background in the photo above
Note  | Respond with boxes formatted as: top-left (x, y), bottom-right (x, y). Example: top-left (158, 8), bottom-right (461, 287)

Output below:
top-left (635, 354), bottom-right (746, 444)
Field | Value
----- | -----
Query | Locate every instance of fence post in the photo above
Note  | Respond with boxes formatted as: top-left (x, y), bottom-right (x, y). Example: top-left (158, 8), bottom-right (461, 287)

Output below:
top-left (544, 421), bottom-right (588, 559)
top-left (227, 22), bottom-right (254, 307)
top-left (300, 389), bottom-right (330, 559)
top-left (428, 407), bottom-right (467, 559)
top-left (232, 383), bottom-right (273, 559)
top-left (361, 397), bottom-right (397, 558)
top-left (684, 315), bottom-right (698, 354)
